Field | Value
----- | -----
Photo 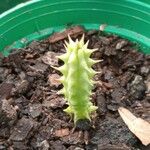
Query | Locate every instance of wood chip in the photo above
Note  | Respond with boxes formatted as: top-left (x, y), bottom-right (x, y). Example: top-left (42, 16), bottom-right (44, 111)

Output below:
top-left (49, 26), bottom-right (85, 43)
top-left (0, 82), bottom-right (14, 99)
top-left (55, 128), bottom-right (70, 137)
top-left (42, 96), bottom-right (65, 109)
top-left (118, 107), bottom-right (150, 146)
top-left (146, 81), bottom-right (150, 93)
top-left (42, 51), bottom-right (59, 66)
top-left (10, 118), bottom-right (35, 141)
top-left (98, 144), bottom-right (131, 150)
top-left (0, 99), bottom-right (17, 126)
top-left (48, 74), bottom-right (61, 87)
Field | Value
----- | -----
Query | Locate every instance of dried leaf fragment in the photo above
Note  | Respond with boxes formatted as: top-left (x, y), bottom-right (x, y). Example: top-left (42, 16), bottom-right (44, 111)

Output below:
top-left (118, 107), bottom-right (150, 146)
top-left (99, 24), bottom-right (107, 31)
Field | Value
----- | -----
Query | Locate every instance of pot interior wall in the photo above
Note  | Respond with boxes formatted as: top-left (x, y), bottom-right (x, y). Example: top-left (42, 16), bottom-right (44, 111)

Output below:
top-left (0, 0), bottom-right (150, 55)
top-left (0, 0), bottom-right (28, 14)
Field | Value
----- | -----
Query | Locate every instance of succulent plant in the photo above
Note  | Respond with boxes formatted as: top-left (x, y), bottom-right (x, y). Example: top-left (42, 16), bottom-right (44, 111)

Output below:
top-left (55, 35), bottom-right (99, 125)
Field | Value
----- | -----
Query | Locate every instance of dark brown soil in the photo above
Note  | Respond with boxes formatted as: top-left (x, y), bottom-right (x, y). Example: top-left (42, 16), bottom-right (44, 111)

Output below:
top-left (0, 26), bottom-right (150, 150)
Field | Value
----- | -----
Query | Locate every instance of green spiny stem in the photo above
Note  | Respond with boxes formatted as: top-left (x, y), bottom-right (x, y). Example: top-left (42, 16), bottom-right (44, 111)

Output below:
top-left (56, 35), bottom-right (99, 124)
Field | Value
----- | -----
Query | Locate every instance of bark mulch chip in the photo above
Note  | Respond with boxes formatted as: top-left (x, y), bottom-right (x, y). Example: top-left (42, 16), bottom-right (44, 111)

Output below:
top-left (0, 26), bottom-right (149, 149)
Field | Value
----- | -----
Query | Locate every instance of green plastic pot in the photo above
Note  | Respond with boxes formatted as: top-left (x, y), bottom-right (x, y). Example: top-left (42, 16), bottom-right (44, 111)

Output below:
top-left (0, 0), bottom-right (150, 56)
